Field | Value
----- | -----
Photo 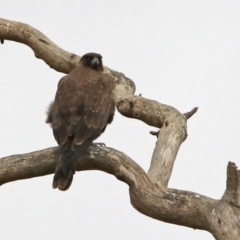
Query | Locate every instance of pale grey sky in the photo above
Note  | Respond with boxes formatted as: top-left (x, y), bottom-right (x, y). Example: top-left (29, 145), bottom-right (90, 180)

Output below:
top-left (1, 1), bottom-right (240, 239)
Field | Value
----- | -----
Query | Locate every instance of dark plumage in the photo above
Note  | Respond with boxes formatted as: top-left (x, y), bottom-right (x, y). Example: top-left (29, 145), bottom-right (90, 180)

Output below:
top-left (46, 52), bottom-right (115, 191)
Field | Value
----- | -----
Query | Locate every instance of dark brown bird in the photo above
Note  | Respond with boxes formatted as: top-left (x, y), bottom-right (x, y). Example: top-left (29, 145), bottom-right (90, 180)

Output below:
top-left (46, 52), bottom-right (115, 191)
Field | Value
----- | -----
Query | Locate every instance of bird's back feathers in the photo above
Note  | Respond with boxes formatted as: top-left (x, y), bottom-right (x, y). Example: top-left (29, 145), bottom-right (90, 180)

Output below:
top-left (47, 53), bottom-right (115, 190)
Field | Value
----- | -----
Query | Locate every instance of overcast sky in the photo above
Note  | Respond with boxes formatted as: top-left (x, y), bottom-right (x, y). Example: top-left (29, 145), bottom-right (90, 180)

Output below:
top-left (1, 1), bottom-right (240, 239)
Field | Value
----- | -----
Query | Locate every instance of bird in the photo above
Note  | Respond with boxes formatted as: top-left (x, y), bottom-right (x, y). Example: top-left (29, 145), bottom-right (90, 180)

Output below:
top-left (46, 52), bottom-right (115, 191)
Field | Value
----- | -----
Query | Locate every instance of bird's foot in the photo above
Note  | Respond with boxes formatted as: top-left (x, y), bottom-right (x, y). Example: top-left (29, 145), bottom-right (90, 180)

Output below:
top-left (92, 142), bottom-right (106, 147)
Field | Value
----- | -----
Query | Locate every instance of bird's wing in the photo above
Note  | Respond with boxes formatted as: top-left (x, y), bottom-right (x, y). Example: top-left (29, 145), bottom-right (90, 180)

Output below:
top-left (51, 68), bottom-right (115, 147)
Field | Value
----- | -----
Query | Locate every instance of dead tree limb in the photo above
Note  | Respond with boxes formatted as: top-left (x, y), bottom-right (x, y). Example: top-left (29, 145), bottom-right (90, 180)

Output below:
top-left (0, 17), bottom-right (240, 240)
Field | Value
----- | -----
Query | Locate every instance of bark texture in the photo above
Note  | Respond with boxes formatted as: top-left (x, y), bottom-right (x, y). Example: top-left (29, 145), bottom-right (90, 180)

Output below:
top-left (0, 18), bottom-right (240, 240)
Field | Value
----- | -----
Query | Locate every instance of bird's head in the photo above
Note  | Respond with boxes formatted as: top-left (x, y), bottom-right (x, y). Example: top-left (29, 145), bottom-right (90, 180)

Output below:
top-left (80, 52), bottom-right (103, 71)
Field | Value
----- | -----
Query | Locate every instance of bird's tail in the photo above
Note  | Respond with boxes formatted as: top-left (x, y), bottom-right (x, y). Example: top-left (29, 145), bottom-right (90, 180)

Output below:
top-left (53, 147), bottom-right (75, 191)
top-left (52, 139), bottom-right (93, 191)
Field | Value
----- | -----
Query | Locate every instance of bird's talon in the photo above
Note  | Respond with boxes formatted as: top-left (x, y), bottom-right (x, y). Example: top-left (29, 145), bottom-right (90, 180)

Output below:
top-left (93, 142), bottom-right (106, 147)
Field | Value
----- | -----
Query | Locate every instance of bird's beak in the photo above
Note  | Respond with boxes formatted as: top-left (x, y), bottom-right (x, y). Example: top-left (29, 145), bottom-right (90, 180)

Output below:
top-left (91, 57), bottom-right (100, 66)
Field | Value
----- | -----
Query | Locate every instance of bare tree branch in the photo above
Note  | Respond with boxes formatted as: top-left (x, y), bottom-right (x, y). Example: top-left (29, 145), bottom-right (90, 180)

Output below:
top-left (0, 147), bottom-right (239, 239)
top-left (0, 147), bottom-right (224, 228)
top-left (184, 107), bottom-right (198, 119)
top-left (148, 114), bottom-right (187, 186)
top-left (117, 95), bottom-right (189, 186)
top-left (1, 17), bottom-right (240, 239)
top-left (222, 162), bottom-right (240, 207)
top-left (0, 18), bottom-right (136, 103)
top-left (0, 18), bottom-right (78, 73)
